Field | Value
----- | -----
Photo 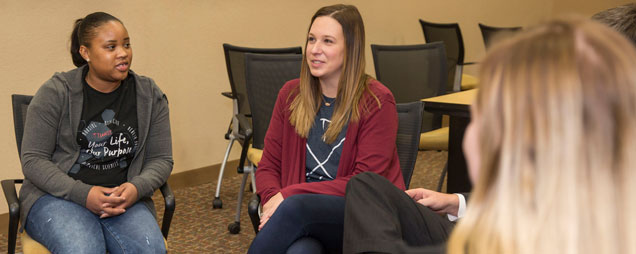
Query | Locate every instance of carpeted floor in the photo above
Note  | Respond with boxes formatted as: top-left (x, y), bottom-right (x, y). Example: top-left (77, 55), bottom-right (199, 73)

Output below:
top-left (0, 151), bottom-right (447, 253)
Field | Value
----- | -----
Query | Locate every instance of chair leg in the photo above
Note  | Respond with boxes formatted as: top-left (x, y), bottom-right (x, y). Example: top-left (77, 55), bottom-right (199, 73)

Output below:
top-left (160, 183), bottom-right (175, 239)
top-left (250, 168), bottom-right (257, 194)
top-left (228, 162), bottom-right (255, 234)
top-left (214, 136), bottom-right (237, 209)
top-left (228, 164), bottom-right (253, 234)
top-left (437, 162), bottom-right (448, 192)
top-left (7, 221), bottom-right (17, 254)
top-left (453, 64), bottom-right (463, 92)
top-left (248, 194), bottom-right (261, 234)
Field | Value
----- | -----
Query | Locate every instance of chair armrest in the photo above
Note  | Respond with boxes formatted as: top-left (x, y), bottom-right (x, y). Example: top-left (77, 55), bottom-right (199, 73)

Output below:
top-left (236, 113), bottom-right (253, 138)
top-left (2, 179), bottom-right (22, 254)
top-left (159, 183), bottom-right (175, 239)
top-left (221, 91), bottom-right (234, 99)
top-left (248, 194), bottom-right (261, 234)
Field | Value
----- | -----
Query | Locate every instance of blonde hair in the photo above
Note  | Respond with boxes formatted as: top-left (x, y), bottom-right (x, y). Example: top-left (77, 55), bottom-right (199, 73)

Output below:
top-left (448, 17), bottom-right (636, 254)
top-left (288, 4), bottom-right (379, 144)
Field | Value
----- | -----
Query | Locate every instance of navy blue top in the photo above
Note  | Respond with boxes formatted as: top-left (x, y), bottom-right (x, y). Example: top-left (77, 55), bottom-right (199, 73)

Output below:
top-left (305, 95), bottom-right (348, 182)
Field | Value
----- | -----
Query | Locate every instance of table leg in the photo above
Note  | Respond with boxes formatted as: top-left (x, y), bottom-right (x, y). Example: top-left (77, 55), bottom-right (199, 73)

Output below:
top-left (446, 116), bottom-right (472, 193)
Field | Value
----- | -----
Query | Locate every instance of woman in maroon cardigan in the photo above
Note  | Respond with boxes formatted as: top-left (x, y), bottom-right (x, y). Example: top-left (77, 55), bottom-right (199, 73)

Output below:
top-left (248, 4), bottom-right (405, 254)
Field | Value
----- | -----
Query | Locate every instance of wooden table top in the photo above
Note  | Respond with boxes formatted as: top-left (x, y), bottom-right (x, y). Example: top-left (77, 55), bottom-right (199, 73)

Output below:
top-left (422, 89), bottom-right (477, 117)
top-left (422, 89), bottom-right (477, 105)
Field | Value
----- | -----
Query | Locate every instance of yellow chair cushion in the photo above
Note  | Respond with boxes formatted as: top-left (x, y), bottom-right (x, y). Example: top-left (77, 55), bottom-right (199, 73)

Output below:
top-left (20, 228), bottom-right (168, 253)
top-left (461, 74), bottom-right (479, 91)
top-left (21, 230), bottom-right (49, 254)
top-left (247, 146), bottom-right (263, 167)
top-left (419, 127), bottom-right (449, 151)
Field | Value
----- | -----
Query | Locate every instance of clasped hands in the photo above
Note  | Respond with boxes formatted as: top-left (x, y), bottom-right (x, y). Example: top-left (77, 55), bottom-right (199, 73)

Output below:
top-left (405, 188), bottom-right (459, 217)
top-left (86, 182), bottom-right (138, 218)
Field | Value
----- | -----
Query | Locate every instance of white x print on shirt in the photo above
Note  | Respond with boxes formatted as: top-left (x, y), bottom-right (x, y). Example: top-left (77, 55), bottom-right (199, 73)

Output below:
top-left (306, 118), bottom-right (346, 180)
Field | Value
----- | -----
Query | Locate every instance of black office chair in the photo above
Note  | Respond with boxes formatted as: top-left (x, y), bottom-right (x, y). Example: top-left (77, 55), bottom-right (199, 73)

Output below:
top-left (394, 101), bottom-right (424, 189)
top-left (419, 20), bottom-right (478, 92)
top-left (227, 53), bottom-right (303, 234)
top-left (371, 42), bottom-right (447, 132)
top-left (247, 101), bottom-right (425, 233)
top-left (371, 42), bottom-right (450, 183)
top-left (214, 44), bottom-right (302, 209)
top-left (2, 94), bottom-right (175, 254)
top-left (478, 23), bottom-right (522, 49)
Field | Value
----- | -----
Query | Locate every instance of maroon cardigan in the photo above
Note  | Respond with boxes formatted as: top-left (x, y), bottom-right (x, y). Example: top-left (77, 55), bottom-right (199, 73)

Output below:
top-left (255, 78), bottom-right (405, 204)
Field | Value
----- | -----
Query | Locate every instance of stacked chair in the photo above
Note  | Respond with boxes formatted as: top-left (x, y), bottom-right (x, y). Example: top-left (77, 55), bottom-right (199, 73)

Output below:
top-left (478, 23), bottom-right (522, 49)
top-left (214, 44), bottom-right (302, 209)
top-left (227, 53), bottom-right (303, 234)
top-left (3, 94), bottom-right (175, 254)
top-left (247, 100), bottom-right (425, 234)
top-left (419, 20), bottom-right (479, 91)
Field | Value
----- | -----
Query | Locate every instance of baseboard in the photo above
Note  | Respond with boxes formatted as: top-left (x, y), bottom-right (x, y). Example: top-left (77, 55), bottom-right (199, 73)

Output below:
top-left (0, 159), bottom-right (240, 236)
top-left (167, 159), bottom-right (240, 189)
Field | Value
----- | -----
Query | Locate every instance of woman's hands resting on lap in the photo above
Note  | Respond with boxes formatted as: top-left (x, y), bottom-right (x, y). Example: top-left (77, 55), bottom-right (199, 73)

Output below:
top-left (86, 182), bottom-right (138, 218)
top-left (405, 188), bottom-right (459, 217)
top-left (259, 192), bottom-right (284, 230)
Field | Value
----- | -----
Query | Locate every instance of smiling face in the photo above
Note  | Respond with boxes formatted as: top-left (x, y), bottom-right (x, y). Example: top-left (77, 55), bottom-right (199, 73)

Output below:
top-left (306, 16), bottom-right (346, 88)
top-left (80, 20), bottom-right (132, 85)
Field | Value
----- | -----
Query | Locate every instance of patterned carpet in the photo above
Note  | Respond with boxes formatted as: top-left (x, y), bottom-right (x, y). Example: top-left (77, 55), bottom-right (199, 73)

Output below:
top-left (0, 151), bottom-right (447, 253)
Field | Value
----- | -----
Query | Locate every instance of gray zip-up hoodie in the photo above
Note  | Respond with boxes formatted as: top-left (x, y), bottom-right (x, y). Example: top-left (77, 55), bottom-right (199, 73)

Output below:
top-left (20, 65), bottom-right (173, 226)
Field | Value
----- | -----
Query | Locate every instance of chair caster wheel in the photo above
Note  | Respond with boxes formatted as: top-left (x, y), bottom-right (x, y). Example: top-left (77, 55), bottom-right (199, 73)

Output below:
top-left (213, 198), bottom-right (222, 209)
top-left (228, 222), bottom-right (240, 234)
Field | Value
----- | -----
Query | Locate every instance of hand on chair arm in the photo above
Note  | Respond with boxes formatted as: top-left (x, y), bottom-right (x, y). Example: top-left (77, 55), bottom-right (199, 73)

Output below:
top-left (259, 192), bottom-right (284, 230)
top-left (405, 188), bottom-right (460, 217)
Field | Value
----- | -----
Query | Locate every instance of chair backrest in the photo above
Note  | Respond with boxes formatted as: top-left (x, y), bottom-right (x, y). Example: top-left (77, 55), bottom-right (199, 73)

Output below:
top-left (244, 53), bottom-right (303, 150)
top-left (396, 101), bottom-right (423, 189)
top-left (478, 23), bottom-right (522, 49)
top-left (223, 44), bottom-right (302, 116)
top-left (11, 94), bottom-right (33, 158)
top-left (419, 20), bottom-right (465, 92)
top-left (371, 42), bottom-right (447, 132)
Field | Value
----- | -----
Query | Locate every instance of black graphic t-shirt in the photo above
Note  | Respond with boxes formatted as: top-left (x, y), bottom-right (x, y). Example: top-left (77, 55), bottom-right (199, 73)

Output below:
top-left (69, 69), bottom-right (138, 187)
top-left (305, 95), bottom-right (348, 182)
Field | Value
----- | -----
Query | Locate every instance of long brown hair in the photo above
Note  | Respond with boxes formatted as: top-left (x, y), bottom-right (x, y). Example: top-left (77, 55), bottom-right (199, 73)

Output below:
top-left (448, 17), bottom-right (636, 254)
top-left (288, 4), bottom-right (378, 144)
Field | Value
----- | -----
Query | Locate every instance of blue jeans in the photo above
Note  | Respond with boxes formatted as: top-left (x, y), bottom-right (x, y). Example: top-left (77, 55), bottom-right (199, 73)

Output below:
top-left (25, 194), bottom-right (166, 254)
top-left (248, 194), bottom-right (345, 254)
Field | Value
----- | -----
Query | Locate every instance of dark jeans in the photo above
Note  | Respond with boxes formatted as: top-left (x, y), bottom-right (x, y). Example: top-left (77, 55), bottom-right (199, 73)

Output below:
top-left (343, 172), bottom-right (452, 254)
top-left (248, 194), bottom-right (345, 254)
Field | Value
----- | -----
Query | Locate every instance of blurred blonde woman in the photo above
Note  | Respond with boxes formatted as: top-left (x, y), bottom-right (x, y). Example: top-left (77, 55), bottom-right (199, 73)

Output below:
top-left (450, 17), bottom-right (636, 254)
top-left (343, 17), bottom-right (636, 254)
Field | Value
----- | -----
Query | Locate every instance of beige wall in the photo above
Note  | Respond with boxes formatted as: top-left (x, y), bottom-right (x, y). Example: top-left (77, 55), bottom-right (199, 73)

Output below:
top-left (0, 0), bottom-right (619, 214)
top-left (553, 0), bottom-right (633, 16)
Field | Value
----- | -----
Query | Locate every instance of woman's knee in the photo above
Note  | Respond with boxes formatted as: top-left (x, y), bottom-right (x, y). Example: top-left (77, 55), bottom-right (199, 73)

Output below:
top-left (276, 194), bottom-right (314, 215)
top-left (101, 203), bottom-right (166, 254)
top-left (286, 237), bottom-right (326, 254)
top-left (26, 195), bottom-right (105, 252)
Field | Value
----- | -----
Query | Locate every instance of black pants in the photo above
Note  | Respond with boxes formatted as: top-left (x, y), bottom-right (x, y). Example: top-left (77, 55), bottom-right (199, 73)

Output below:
top-left (343, 172), bottom-right (452, 254)
top-left (248, 194), bottom-right (345, 254)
